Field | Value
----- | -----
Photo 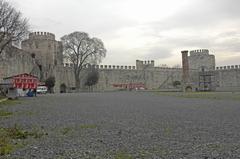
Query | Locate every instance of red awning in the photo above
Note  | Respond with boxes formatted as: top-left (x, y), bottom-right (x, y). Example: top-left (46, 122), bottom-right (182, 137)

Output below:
top-left (3, 73), bottom-right (39, 89)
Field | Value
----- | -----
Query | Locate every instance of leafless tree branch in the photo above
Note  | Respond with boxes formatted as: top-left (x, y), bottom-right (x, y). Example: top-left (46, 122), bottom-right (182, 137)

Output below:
top-left (0, 0), bottom-right (29, 54)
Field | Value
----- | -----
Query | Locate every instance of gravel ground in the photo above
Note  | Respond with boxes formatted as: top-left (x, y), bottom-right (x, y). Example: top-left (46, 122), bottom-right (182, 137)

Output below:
top-left (1, 92), bottom-right (240, 159)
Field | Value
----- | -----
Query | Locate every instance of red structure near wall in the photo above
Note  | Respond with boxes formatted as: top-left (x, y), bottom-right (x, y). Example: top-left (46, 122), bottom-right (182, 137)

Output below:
top-left (3, 73), bottom-right (39, 89)
top-left (113, 83), bottom-right (146, 90)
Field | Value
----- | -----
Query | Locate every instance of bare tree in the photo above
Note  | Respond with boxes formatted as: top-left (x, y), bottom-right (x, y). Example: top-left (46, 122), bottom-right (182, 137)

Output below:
top-left (0, 0), bottom-right (29, 54)
top-left (61, 32), bottom-right (106, 91)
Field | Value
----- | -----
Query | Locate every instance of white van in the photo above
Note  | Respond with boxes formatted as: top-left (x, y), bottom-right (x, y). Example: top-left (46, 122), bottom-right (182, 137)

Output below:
top-left (37, 86), bottom-right (48, 94)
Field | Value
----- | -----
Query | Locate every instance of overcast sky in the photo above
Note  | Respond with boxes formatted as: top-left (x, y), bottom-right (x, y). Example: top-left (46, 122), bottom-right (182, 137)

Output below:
top-left (8, 0), bottom-right (240, 66)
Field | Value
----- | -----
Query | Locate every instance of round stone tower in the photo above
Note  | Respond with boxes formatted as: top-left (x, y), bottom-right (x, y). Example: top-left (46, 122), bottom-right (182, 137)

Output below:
top-left (188, 49), bottom-right (215, 71)
top-left (21, 31), bottom-right (63, 81)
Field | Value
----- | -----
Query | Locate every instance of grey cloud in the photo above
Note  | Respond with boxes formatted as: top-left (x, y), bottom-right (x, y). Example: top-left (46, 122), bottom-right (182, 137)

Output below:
top-left (154, 31), bottom-right (240, 55)
top-left (143, 47), bottom-right (173, 59)
top-left (143, 0), bottom-right (240, 62)
top-left (217, 55), bottom-right (240, 66)
top-left (151, 0), bottom-right (240, 31)
top-left (213, 38), bottom-right (240, 53)
top-left (217, 31), bottom-right (240, 38)
top-left (163, 37), bottom-right (212, 49)
top-left (206, 30), bottom-right (240, 53)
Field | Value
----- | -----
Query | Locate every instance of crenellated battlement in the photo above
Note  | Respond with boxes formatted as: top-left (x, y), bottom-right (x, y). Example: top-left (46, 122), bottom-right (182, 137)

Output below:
top-left (154, 67), bottom-right (182, 71)
top-left (136, 60), bottom-right (154, 65)
top-left (96, 65), bottom-right (136, 70)
top-left (63, 64), bottom-right (137, 70)
top-left (136, 60), bottom-right (155, 69)
top-left (63, 63), bottom-right (183, 71)
top-left (29, 31), bottom-right (55, 40)
top-left (190, 49), bottom-right (209, 56)
top-left (216, 65), bottom-right (240, 70)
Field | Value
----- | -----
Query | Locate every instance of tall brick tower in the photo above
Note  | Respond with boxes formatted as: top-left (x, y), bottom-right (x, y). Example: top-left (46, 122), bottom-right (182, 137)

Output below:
top-left (181, 50), bottom-right (190, 91)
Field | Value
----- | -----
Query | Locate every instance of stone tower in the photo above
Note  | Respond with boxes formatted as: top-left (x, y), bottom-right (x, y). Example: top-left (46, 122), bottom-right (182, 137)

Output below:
top-left (21, 32), bottom-right (63, 81)
top-left (181, 50), bottom-right (190, 83)
top-left (188, 49), bottom-right (215, 71)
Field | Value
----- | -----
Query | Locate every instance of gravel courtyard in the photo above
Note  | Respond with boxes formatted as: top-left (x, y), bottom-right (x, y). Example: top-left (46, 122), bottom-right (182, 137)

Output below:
top-left (1, 92), bottom-right (240, 159)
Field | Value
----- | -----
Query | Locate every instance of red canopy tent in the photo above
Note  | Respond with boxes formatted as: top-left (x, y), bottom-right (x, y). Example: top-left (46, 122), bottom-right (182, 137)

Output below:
top-left (3, 73), bottom-right (39, 89)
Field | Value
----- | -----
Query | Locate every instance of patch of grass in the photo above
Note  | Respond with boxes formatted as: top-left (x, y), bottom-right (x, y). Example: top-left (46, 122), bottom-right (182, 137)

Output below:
top-left (6, 124), bottom-right (28, 139)
top-left (0, 138), bottom-right (25, 156)
top-left (0, 125), bottom-right (47, 156)
top-left (0, 128), bottom-right (15, 155)
top-left (61, 127), bottom-right (72, 135)
top-left (80, 124), bottom-right (97, 129)
top-left (0, 99), bottom-right (21, 106)
top-left (163, 127), bottom-right (173, 136)
top-left (0, 110), bottom-right (13, 117)
top-left (0, 96), bottom-right (5, 100)
top-left (0, 138), bottom-right (14, 156)
top-left (115, 151), bottom-right (133, 159)
top-left (27, 128), bottom-right (47, 139)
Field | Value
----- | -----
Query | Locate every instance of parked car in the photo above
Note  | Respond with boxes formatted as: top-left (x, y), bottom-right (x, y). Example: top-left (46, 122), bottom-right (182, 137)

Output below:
top-left (37, 86), bottom-right (48, 94)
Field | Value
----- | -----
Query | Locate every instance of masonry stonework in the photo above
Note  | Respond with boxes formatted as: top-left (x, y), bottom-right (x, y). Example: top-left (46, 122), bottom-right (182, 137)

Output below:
top-left (188, 49), bottom-right (215, 71)
top-left (21, 32), bottom-right (63, 81)
top-left (0, 46), bottom-right (37, 83)
top-left (1, 31), bottom-right (240, 92)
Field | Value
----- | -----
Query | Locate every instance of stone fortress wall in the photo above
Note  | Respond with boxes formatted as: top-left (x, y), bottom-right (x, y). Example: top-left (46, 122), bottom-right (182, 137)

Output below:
top-left (95, 61), bottom-right (182, 91)
top-left (214, 66), bottom-right (240, 92)
top-left (1, 31), bottom-right (240, 92)
top-left (58, 60), bottom-right (183, 92)
top-left (0, 46), bottom-right (36, 83)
